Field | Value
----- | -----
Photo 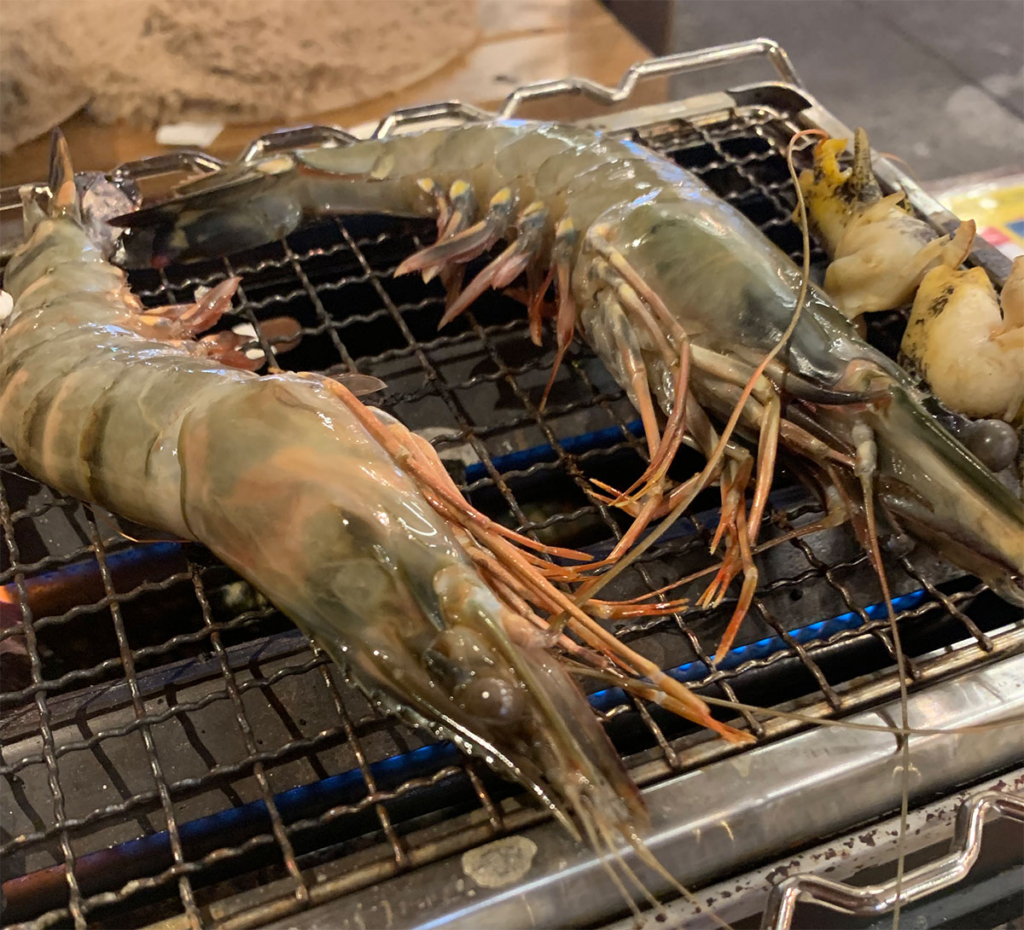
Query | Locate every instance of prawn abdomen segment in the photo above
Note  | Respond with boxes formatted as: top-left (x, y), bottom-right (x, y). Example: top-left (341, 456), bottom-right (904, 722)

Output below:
top-left (116, 122), bottom-right (671, 269)
top-left (0, 325), bottom-right (246, 538)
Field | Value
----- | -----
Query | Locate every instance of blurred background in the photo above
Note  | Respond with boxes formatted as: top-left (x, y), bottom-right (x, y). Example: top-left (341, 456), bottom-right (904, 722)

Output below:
top-left (2, 0), bottom-right (1022, 184)
top-left (613, 0), bottom-right (1024, 180)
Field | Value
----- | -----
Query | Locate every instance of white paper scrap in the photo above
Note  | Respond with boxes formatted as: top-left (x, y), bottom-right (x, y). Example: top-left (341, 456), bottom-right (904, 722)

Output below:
top-left (347, 120), bottom-right (379, 140)
top-left (156, 122), bottom-right (225, 148)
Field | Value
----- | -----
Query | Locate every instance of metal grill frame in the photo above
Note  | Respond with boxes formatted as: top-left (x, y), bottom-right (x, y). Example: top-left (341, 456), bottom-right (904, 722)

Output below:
top-left (2, 40), bottom-right (1022, 930)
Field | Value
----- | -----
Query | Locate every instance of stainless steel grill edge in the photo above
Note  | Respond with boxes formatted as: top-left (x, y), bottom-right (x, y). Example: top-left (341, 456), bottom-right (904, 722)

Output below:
top-left (257, 652), bottom-right (1024, 930)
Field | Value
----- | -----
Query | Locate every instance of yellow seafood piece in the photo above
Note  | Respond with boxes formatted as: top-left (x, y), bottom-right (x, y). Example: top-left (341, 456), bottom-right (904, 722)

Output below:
top-left (902, 258), bottom-right (1024, 422)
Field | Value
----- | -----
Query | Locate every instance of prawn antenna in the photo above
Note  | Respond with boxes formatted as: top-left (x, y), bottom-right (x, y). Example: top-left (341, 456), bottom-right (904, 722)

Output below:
top-left (856, 447), bottom-right (911, 930)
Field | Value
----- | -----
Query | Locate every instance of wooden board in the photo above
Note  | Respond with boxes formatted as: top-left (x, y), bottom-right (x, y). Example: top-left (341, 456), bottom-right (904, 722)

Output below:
top-left (1, 0), bottom-right (660, 186)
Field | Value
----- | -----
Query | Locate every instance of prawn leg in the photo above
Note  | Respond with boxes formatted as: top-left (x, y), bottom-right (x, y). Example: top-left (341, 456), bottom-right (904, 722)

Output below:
top-left (585, 224), bottom-right (687, 345)
top-left (396, 185), bottom-right (515, 280)
top-left (600, 292), bottom-right (662, 456)
top-left (440, 201), bottom-right (549, 327)
top-left (608, 341), bottom-right (691, 509)
top-left (526, 265), bottom-right (555, 347)
top-left (540, 218), bottom-right (579, 409)
top-left (414, 179), bottom-right (476, 298)
top-left (590, 267), bottom-right (778, 650)
top-left (320, 377), bottom-right (752, 743)
top-left (194, 332), bottom-right (264, 371)
top-left (131, 276), bottom-right (241, 339)
top-left (127, 276), bottom-right (262, 370)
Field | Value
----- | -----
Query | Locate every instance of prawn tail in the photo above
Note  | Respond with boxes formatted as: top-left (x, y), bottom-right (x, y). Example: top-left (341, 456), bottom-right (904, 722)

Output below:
top-left (109, 138), bottom-right (444, 268)
top-left (109, 157), bottom-right (307, 268)
top-left (24, 128), bottom-right (141, 260)
top-left (47, 128), bottom-right (81, 222)
top-left (20, 129), bottom-right (80, 238)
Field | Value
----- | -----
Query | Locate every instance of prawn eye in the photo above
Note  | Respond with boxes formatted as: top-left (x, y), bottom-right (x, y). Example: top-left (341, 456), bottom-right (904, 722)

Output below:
top-left (460, 676), bottom-right (524, 724)
top-left (963, 419), bottom-right (1019, 473)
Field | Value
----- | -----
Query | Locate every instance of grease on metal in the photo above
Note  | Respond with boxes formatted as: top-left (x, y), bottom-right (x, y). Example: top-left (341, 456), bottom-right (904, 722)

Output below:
top-left (461, 836), bottom-right (538, 889)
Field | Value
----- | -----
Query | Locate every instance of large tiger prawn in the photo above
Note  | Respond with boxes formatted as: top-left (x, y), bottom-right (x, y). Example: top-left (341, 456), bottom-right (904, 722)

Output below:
top-left (115, 119), bottom-right (1024, 661)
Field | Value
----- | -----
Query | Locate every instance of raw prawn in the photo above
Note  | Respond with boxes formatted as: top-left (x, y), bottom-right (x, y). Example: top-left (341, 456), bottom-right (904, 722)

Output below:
top-left (901, 256), bottom-right (1024, 422)
top-left (0, 133), bottom-right (750, 906)
top-left (112, 119), bottom-right (1024, 662)
top-left (798, 128), bottom-right (975, 316)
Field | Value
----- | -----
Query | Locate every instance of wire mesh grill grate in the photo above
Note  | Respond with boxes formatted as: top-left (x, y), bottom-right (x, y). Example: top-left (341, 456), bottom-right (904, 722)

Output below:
top-left (1, 103), bottom-right (1017, 930)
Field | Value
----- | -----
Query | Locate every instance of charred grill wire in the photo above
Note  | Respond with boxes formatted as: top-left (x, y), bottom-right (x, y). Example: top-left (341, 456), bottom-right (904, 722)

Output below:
top-left (1, 103), bottom-right (1019, 930)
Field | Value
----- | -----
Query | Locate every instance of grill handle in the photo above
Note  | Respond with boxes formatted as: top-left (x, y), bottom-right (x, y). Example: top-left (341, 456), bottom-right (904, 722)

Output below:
top-left (761, 789), bottom-right (1024, 930)
top-left (497, 37), bottom-right (804, 119)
